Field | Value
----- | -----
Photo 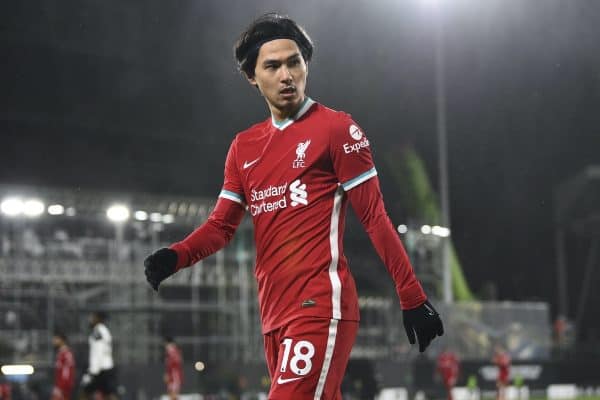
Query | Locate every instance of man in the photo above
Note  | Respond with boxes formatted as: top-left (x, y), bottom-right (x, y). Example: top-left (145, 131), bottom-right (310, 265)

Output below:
top-left (493, 346), bottom-right (511, 400)
top-left (82, 312), bottom-right (118, 400)
top-left (145, 13), bottom-right (443, 399)
top-left (163, 337), bottom-right (183, 400)
top-left (0, 377), bottom-right (10, 400)
top-left (437, 349), bottom-right (459, 400)
top-left (51, 332), bottom-right (75, 400)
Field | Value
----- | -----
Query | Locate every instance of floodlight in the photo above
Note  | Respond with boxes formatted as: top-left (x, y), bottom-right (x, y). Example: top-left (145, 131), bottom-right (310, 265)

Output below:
top-left (194, 361), bottom-right (205, 372)
top-left (150, 212), bottom-right (162, 222)
top-left (162, 214), bottom-right (174, 224)
top-left (421, 225), bottom-right (432, 235)
top-left (48, 204), bottom-right (65, 215)
top-left (134, 211), bottom-right (148, 221)
top-left (397, 224), bottom-right (408, 234)
top-left (23, 199), bottom-right (45, 217)
top-left (432, 225), bottom-right (451, 237)
top-left (1, 365), bottom-right (34, 375)
top-left (1, 198), bottom-right (24, 216)
top-left (106, 204), bottom-right (130, 222)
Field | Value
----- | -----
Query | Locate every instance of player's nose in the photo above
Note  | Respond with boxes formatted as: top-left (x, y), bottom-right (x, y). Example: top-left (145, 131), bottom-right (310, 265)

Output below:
top-left (279, 66), bottom-right (293, 82)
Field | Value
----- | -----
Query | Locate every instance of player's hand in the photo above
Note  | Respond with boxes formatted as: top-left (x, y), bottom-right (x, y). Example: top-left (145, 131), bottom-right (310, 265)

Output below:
top-left (144, 248), bottom-right (177, 291)
top-left (402, 299), bottom-right (444, 352)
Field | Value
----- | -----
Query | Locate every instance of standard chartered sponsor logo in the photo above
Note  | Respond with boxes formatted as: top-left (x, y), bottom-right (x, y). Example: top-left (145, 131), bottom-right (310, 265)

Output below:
top-left (343, 137), bottom-right (370, 154)
top-left (289, 179), bottom-right (308, 206)
top-left (250, 183), bottom-right (287, 202)
top-left (249, 180), bottom-right (308, 216)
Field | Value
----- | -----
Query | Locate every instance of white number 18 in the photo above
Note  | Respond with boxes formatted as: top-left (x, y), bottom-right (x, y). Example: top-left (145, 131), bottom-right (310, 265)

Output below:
top-left (280, 338), bottom-right (315, 376)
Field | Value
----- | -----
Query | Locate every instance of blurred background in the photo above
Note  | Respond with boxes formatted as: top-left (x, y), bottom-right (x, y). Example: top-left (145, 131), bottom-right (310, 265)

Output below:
top-left (1, 0), bottom-right (599, 399)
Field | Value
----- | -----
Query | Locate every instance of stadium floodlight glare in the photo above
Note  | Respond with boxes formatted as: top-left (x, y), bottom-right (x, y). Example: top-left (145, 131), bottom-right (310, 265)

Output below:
top-left (106, 204), bottom-right (130, 223)
top-left (432, 225), bottom-right (451, 237)
top-left (1, 365), bottom-right (35, 375)
top-left (150, 212), bottom-right (162, 222)
top-left (48, 204), bottom-right (65, 215)
top-left (397, 224), bottom-right (408, 234)
top-left (194, 361), bottom-right (205, 372)
top-left (421, 225), bottom-right (432, 235)
top-left (1, 198), bottom-right (24, 216)
top-left (134, 211), bottom-right (148, 221)
top-left (162, 214), bottom-right (174, 224)
top-left (23, 199), bottom-right (45, 217)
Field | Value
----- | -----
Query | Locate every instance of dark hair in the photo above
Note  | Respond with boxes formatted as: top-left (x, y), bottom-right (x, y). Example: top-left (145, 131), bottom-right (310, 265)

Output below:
top-left (234, 12), bottom-right (313, 78)
top-left (53, 331), bottom-right (68, 342)
top-left (92, 311), bottom-right (107, 321)
top-left (163, 336), bottom-right (174, 344)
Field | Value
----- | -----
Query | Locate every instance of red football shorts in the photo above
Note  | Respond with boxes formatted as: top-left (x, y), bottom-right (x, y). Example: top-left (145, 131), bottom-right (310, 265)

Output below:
top-left (263, 317), bottom-right (359, 400)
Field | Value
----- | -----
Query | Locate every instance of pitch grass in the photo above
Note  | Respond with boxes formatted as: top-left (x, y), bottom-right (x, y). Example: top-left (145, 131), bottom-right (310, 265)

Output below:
top-left (529, 397), bottom-right (600, 400)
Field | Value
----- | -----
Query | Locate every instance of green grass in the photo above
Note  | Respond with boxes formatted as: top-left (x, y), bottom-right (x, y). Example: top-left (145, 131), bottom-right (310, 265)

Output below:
top-left (529, 397), bottom-right (600, 400)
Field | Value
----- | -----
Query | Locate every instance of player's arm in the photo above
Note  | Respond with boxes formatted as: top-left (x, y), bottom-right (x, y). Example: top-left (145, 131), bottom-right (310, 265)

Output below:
top-left (330, 113), bottom-right (442, 352)
top-left (144, 138), bottom-right (246, 291)
top-left (346, 177), bottom-right (425, 307)
top-left (346, 177), bottom-right (443, 351)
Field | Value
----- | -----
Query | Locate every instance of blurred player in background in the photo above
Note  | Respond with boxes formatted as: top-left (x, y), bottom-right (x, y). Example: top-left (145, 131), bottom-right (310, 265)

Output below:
top-left (163, 337), bottom-right (183, 400)
top-left (51, 332), bottom-right (75, 400)
top-left (437, 348), bottom-right (459, 400)
top-left (82, 312), bottom-right (118, 400)
top-left (493, 345), bottom-right (511, 400)
top-left (0, 376), bottom-right (10, 400)
top-left (144, 12), bottom-right (444, 399)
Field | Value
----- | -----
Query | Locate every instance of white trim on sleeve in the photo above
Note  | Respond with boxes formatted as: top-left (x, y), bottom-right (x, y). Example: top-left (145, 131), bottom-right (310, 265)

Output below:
top-left (340, 167), bottom-right (377, 191)
top-left (219, 189), bottom-right (245, 205)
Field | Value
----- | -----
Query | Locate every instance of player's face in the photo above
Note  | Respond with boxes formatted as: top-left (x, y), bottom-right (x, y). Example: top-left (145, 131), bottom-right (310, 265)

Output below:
top-left (248, 39), bottom-right (308, 120)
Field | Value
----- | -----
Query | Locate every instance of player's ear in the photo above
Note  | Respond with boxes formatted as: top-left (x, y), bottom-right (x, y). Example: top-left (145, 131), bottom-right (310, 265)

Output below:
top-left (244, 71), bottom-right (259, 88)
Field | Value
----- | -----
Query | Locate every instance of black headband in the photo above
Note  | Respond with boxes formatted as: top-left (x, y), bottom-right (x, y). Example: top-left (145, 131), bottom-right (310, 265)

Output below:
top-left (240, 35), bottom-right (303, 67)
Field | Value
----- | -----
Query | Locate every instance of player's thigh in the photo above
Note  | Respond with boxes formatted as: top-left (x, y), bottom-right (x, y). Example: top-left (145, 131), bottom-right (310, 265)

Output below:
top-left (269, 318), bottom-right (358, 400)
top-left (263, 329), bottom-right (282, 381)
top-left (98, 369), bottom-right (117, 395)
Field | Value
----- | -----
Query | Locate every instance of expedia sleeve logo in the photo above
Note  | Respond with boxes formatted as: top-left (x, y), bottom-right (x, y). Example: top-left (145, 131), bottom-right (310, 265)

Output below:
top-left (343, 138), bottom-right (370, 154)
top-left (343, 124), bottom-right (370, 154)
top-left (349, 124), bottom-right (363, 140)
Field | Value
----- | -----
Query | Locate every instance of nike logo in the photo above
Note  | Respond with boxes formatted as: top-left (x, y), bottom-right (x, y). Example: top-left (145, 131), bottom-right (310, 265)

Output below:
top-left (277, 376), bottom-right (302, 384)
top-left (424, 304), bottom-right (436, 316)
top-left (243, 158), bottom-right (259, 169)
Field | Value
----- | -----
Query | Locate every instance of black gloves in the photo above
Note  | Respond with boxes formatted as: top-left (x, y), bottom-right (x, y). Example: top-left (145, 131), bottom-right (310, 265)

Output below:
top-left (144, 248), bottom-right (178, 291)
top-left (403, 300), bottom-right (444, 352)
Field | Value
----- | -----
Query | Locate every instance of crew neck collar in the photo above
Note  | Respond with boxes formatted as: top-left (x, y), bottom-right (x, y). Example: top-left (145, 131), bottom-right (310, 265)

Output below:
top-left (271, 97), bottom-right (315, 131)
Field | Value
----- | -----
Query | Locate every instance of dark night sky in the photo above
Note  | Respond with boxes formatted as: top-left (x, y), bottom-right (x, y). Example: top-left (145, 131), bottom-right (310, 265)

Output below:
top-left (1, 1), bottom-right (599, 324)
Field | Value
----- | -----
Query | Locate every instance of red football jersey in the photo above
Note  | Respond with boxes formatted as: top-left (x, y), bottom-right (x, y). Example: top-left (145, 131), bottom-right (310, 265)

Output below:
top-left (220, 98), bottom-right (385, 332)
top-left (494, 351), bottom-right (511, 383)
top-left (437, 351), bottom-right (459, 384)
top-left (0, 383), bottom-right (11, 400)
top-left (165, 344), bottom-right (183, 386)
top-left (171, 97), bottom-right (426, 333)
top-left (54, 345), bottom-right (75, 395)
